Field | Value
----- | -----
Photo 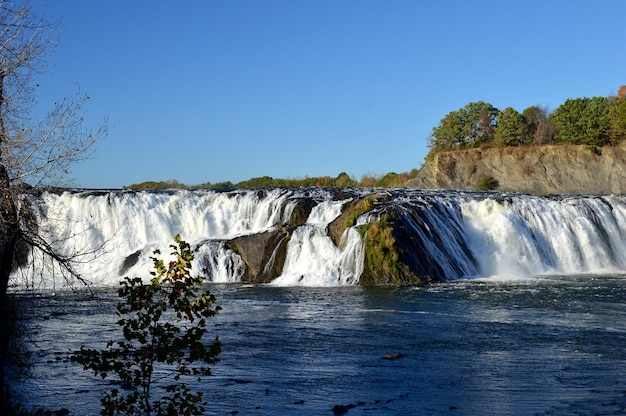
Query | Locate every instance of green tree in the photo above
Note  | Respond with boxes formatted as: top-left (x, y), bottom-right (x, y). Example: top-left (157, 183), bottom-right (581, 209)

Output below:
top-left (375, 172), bottom-right (404, 187)
top-left (76, 235), bottom-right (221, 416)
top-left (494, 107), bottom-right (529, 146)
top-left (606, 95), bottom-right (626, 144)
top-left (550, 97), bottom-right (611, 145)
top-left (462, 101), bottom-right (499, 146)
top-left (334, 172), bottom-right (356, 187)
top-left (429, 101), bottom-right (498, 151)
top-left (430, 110), bottom-right (464, 150)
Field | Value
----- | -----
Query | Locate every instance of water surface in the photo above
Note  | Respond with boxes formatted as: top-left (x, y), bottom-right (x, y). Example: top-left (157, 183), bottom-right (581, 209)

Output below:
top-left (11, 274), bottom-right (626, 415)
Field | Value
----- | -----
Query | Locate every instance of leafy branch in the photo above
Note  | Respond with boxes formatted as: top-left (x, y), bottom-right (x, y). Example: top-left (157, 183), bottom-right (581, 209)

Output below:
top-left (75, 235), bottom-right (221, 416)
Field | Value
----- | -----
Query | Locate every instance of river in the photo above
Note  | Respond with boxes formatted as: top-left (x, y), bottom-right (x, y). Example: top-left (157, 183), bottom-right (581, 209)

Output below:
top-left (10, 273), bottom-right (626, 415)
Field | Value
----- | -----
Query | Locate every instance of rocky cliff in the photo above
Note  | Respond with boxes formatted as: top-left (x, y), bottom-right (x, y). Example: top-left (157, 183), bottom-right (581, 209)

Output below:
top-left (408, 141), bottom-right (626, 195)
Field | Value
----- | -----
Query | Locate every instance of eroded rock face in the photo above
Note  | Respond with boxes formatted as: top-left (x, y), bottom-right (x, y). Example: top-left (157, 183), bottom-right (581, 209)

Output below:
top-left (327, 192), bottom-right (391, 248)
top-left (409, 142), bottom-right (626, 195)
top-left (328, 197), bottom-right (370, 248)
top-left (226, 228), bottom-right (290, 283)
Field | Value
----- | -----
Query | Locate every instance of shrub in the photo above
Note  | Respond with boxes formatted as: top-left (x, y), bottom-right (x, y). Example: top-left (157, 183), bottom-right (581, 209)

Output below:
top-left (358, 214), bottom-right (400, 278)
top-left (476, 175), bottom-right (499, 191)
top-left (75, 235), bottom-right (221, 416)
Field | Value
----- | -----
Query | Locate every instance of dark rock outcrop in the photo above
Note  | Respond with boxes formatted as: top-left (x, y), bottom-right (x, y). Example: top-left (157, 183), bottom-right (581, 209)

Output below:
top-left (358, 206), bottom-right (439, 286)
top-left (326, 191), bottom-right (441, 286)
top-left (288, 197), bottom-right (317, 227)
top-left (224, 197), bottom-right (318, 283)
top-left (332, 404), bottom-right (357, 414)
top-left (119, 250), bottom-right (142, 276)
top-left (226, 228), bottom-right (291, 283)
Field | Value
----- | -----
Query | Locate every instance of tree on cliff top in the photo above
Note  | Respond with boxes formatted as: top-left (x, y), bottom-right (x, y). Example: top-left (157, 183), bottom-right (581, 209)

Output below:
top-left (0, 0), bottom-right (107, 407)
top-left (550, 97), bottom-right (611, 145)
top-left (429, 101), bottom-right (499, 150)
top-left (494, 107), bottom-right (529, 146)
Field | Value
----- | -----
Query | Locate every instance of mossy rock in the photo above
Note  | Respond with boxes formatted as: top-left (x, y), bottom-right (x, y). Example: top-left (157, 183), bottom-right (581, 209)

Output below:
top-left (357, 211), bottom-right (433, 286)
top-left (327, 192), bottom-right (392, 248)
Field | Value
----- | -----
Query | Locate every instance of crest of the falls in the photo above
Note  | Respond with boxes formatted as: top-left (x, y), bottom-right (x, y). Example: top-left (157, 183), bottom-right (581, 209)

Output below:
top-left (10, 188), bottom-right (626, 288)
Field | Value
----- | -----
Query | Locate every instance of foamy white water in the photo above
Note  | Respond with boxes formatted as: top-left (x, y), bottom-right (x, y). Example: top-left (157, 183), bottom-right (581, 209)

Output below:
top-left (10, 189), bottom-right (626, 288)
top-left (461, 195), bottom-right (626, 278)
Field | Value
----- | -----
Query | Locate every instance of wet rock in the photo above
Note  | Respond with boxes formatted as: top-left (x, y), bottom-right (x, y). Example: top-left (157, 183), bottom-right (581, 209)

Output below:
top-left (327, 194), bottom-right (377, 248)
top-left (119, 249), bottom-right (142, 276)
top-left (383, 353), bottom-right (402, 360)
top-left (358, 206), bottom-right (437, 285)
top-left (226, 228), bottom-right (290, 283)
top-left (288, 197), bottom-right (317, 227)
top-left (332, 403), bottom-right (356, 414)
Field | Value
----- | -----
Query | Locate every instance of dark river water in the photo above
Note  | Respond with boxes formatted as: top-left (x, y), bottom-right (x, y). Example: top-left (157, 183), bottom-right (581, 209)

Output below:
top-left (9, 274), bottom-right (626, 415)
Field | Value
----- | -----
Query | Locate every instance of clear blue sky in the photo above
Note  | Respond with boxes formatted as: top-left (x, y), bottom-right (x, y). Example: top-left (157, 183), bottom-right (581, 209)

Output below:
top-left (30, 0), bottom-right (626, 189)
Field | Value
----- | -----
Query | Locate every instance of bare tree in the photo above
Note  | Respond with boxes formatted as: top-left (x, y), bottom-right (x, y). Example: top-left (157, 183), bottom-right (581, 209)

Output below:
top-left (0, 0), bottom-right (107, 406)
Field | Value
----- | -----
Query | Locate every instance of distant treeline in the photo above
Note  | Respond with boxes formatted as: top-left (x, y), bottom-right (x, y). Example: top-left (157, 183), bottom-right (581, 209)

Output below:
top-left (123, 169), bottom-right (421, 190)
top-left (428, 85), bottom-right (626, 154)
top-left (125, 87), bottom-right (626, 191)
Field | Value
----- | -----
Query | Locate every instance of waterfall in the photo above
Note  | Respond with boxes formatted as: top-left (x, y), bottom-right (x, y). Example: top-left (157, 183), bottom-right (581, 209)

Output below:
top-left (271, 200), bottom-right (363, 286)
top-left (460, 195), bottom-right (626, 277)
top-left (10, 189), bottom-right (626, 289)
top-left (13, 189), bottom-right (303, 288)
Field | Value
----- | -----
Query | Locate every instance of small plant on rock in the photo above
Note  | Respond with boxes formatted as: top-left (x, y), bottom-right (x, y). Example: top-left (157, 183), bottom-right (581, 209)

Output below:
top-left (476, 175), bottom-right (499, 191)
top-left (358, 214), bottom-right (401, 282)
top-left (75, 235), bottom-right (221, 416)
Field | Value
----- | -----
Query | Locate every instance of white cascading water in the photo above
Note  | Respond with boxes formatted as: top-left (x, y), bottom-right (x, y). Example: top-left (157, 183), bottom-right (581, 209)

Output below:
top-left (270, 200), bottom-right (363, 286)
top-left (460, 195), bottom-right (626, 278)
top-left (10, 189), bottom-right (626, 289)
top-left (15, 189), bottom-right (301, 288)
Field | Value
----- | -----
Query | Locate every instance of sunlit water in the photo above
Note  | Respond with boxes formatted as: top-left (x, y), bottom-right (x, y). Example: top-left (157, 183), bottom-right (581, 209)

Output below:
top-left (9, 274), bottom-right (626, 415)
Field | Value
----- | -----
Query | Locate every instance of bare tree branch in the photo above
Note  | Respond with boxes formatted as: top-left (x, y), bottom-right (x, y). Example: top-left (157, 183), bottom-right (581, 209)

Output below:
top-left (0, 1), bottom-right (110, 404)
